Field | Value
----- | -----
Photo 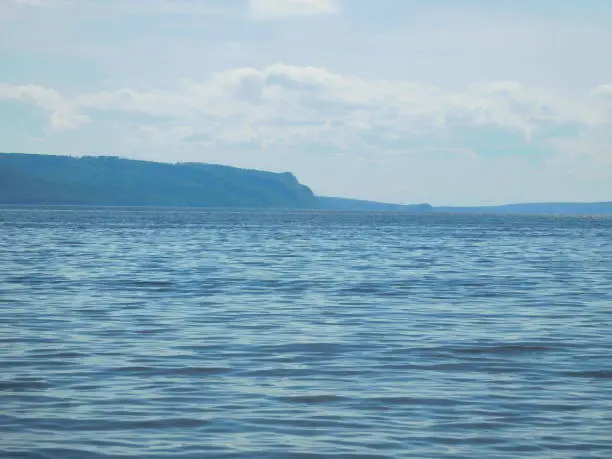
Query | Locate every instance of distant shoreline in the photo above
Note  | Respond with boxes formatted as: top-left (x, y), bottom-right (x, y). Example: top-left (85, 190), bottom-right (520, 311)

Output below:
top-left (1, 203), bottom-right (611, 217)
top-left (1, 153), bottom-right (610, 215)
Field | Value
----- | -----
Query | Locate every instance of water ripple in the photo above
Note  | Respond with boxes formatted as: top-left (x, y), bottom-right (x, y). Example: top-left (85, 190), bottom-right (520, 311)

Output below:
top-left (1, 208), bottom-right (611, 458)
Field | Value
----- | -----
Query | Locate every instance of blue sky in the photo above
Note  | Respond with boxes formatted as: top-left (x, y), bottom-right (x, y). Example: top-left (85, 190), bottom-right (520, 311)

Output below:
top-left (1, 0), bottom-right (611, 205)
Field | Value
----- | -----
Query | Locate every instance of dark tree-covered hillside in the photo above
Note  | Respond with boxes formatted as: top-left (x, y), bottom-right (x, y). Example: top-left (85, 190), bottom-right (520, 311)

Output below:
top-left (0, 153), bottom-right (317, 208)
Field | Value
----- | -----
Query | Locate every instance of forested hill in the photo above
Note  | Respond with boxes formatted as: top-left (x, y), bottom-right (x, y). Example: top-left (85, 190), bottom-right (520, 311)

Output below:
top-left (0, 153), bottom-right (317, 208)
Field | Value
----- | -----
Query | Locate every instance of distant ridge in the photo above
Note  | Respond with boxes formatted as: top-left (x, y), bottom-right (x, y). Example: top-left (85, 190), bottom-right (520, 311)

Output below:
top-left (318, 196), bottom-right (432, 212)
top-left (433, 202), bottom-right (612, 215)
top-left (317, 197), bottom-right (612, 215)
top-left (0, 153), bottom-right (317, 208)
top-left (2, 153), bottom-right (610, 215)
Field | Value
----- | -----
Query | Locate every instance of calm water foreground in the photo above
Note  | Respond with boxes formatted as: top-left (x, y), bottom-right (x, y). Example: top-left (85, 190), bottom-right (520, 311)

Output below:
top-left (1, 207), bottom-right (611, 459)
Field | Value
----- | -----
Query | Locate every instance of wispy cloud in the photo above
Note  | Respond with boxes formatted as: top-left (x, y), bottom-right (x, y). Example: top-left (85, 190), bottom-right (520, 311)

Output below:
top-left (13, 0), bottom-right (52, 5)
top-left (8, 0), bottom-right (233, 15)
top-left (0, 82), bottom-right (89, 131)
top-left (11, 0), bottom-right (337, 18)
top-left (11, 0), bottom-right (69, 6)
top-left (249, 0), bottom-right (339, 20)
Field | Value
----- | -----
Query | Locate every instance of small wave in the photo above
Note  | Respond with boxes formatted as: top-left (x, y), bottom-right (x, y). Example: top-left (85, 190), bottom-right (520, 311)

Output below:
top-left (0, 379), bottom-right (50, 392)
top-left (365, 396), bottom-right (460, 407)
top-left (562, 370), bottom-right (612, 379)
top-left (254, 342), bottom-right (350, 355)
top-left (453, 344), bottom-right (555, 355)
top-left (111, 366), bottom-right (231, 376)
top-left (276, 394), bottom-right (347, 404)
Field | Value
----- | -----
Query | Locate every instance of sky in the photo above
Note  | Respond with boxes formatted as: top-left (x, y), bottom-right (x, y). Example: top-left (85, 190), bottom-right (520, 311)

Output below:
top-left (1, 0), bottom-right (612, 205)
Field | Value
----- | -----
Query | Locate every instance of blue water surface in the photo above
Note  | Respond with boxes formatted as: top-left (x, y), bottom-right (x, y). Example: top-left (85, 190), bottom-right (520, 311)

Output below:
top-left (1, 208), bottom-right (611, 458)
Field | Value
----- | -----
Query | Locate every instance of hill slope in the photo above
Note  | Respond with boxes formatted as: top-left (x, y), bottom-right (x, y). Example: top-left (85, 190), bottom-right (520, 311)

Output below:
top-left (0, 153), bottom-right (317, 208)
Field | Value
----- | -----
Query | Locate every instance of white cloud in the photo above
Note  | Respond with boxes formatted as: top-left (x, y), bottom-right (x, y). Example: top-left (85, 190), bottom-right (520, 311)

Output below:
top-left (6, 0), bottom-right (232, 16)
top-left (14, 0), bottom-right (50, 5)
top-left (0, 82), bottom-right (89, 131)
top-left (547, 132), bottom-right (612, 165)
top-left (1, 64), bottom-right (611, 161)
top-left (249, 0), bottom-right (339, 20)
top-left (99, 0), bottom-right (230, 16)
top-left (12, 0), bottom-right (68, 6)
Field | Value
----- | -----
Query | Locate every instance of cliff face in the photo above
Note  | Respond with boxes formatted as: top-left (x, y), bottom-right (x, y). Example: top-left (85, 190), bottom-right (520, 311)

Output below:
top-left (0, 153), bottom-right (317, 209)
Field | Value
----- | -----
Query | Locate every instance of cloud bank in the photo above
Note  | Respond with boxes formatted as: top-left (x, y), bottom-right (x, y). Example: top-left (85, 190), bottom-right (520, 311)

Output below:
top-left (1, 64), bottom-right (610, 164)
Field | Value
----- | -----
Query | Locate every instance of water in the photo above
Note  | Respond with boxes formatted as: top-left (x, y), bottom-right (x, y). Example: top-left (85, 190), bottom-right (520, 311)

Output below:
top-left (1, 207), bottom-right (611, 459)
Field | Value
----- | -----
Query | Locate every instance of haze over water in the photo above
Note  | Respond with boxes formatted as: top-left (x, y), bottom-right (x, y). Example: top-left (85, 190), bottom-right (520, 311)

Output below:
top-left (1, 207), bottom-right (611, 458)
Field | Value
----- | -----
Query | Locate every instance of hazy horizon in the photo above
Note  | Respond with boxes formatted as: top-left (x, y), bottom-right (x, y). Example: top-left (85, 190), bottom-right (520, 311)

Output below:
top-left (2, 0), bottom-right (612, 206)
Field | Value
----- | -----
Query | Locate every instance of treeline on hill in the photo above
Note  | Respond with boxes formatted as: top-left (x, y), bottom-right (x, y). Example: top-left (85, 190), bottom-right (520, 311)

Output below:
top-left (3, 153), bottom-right (608, 214)
top-left (0, 153), bottom-right (317, 208)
